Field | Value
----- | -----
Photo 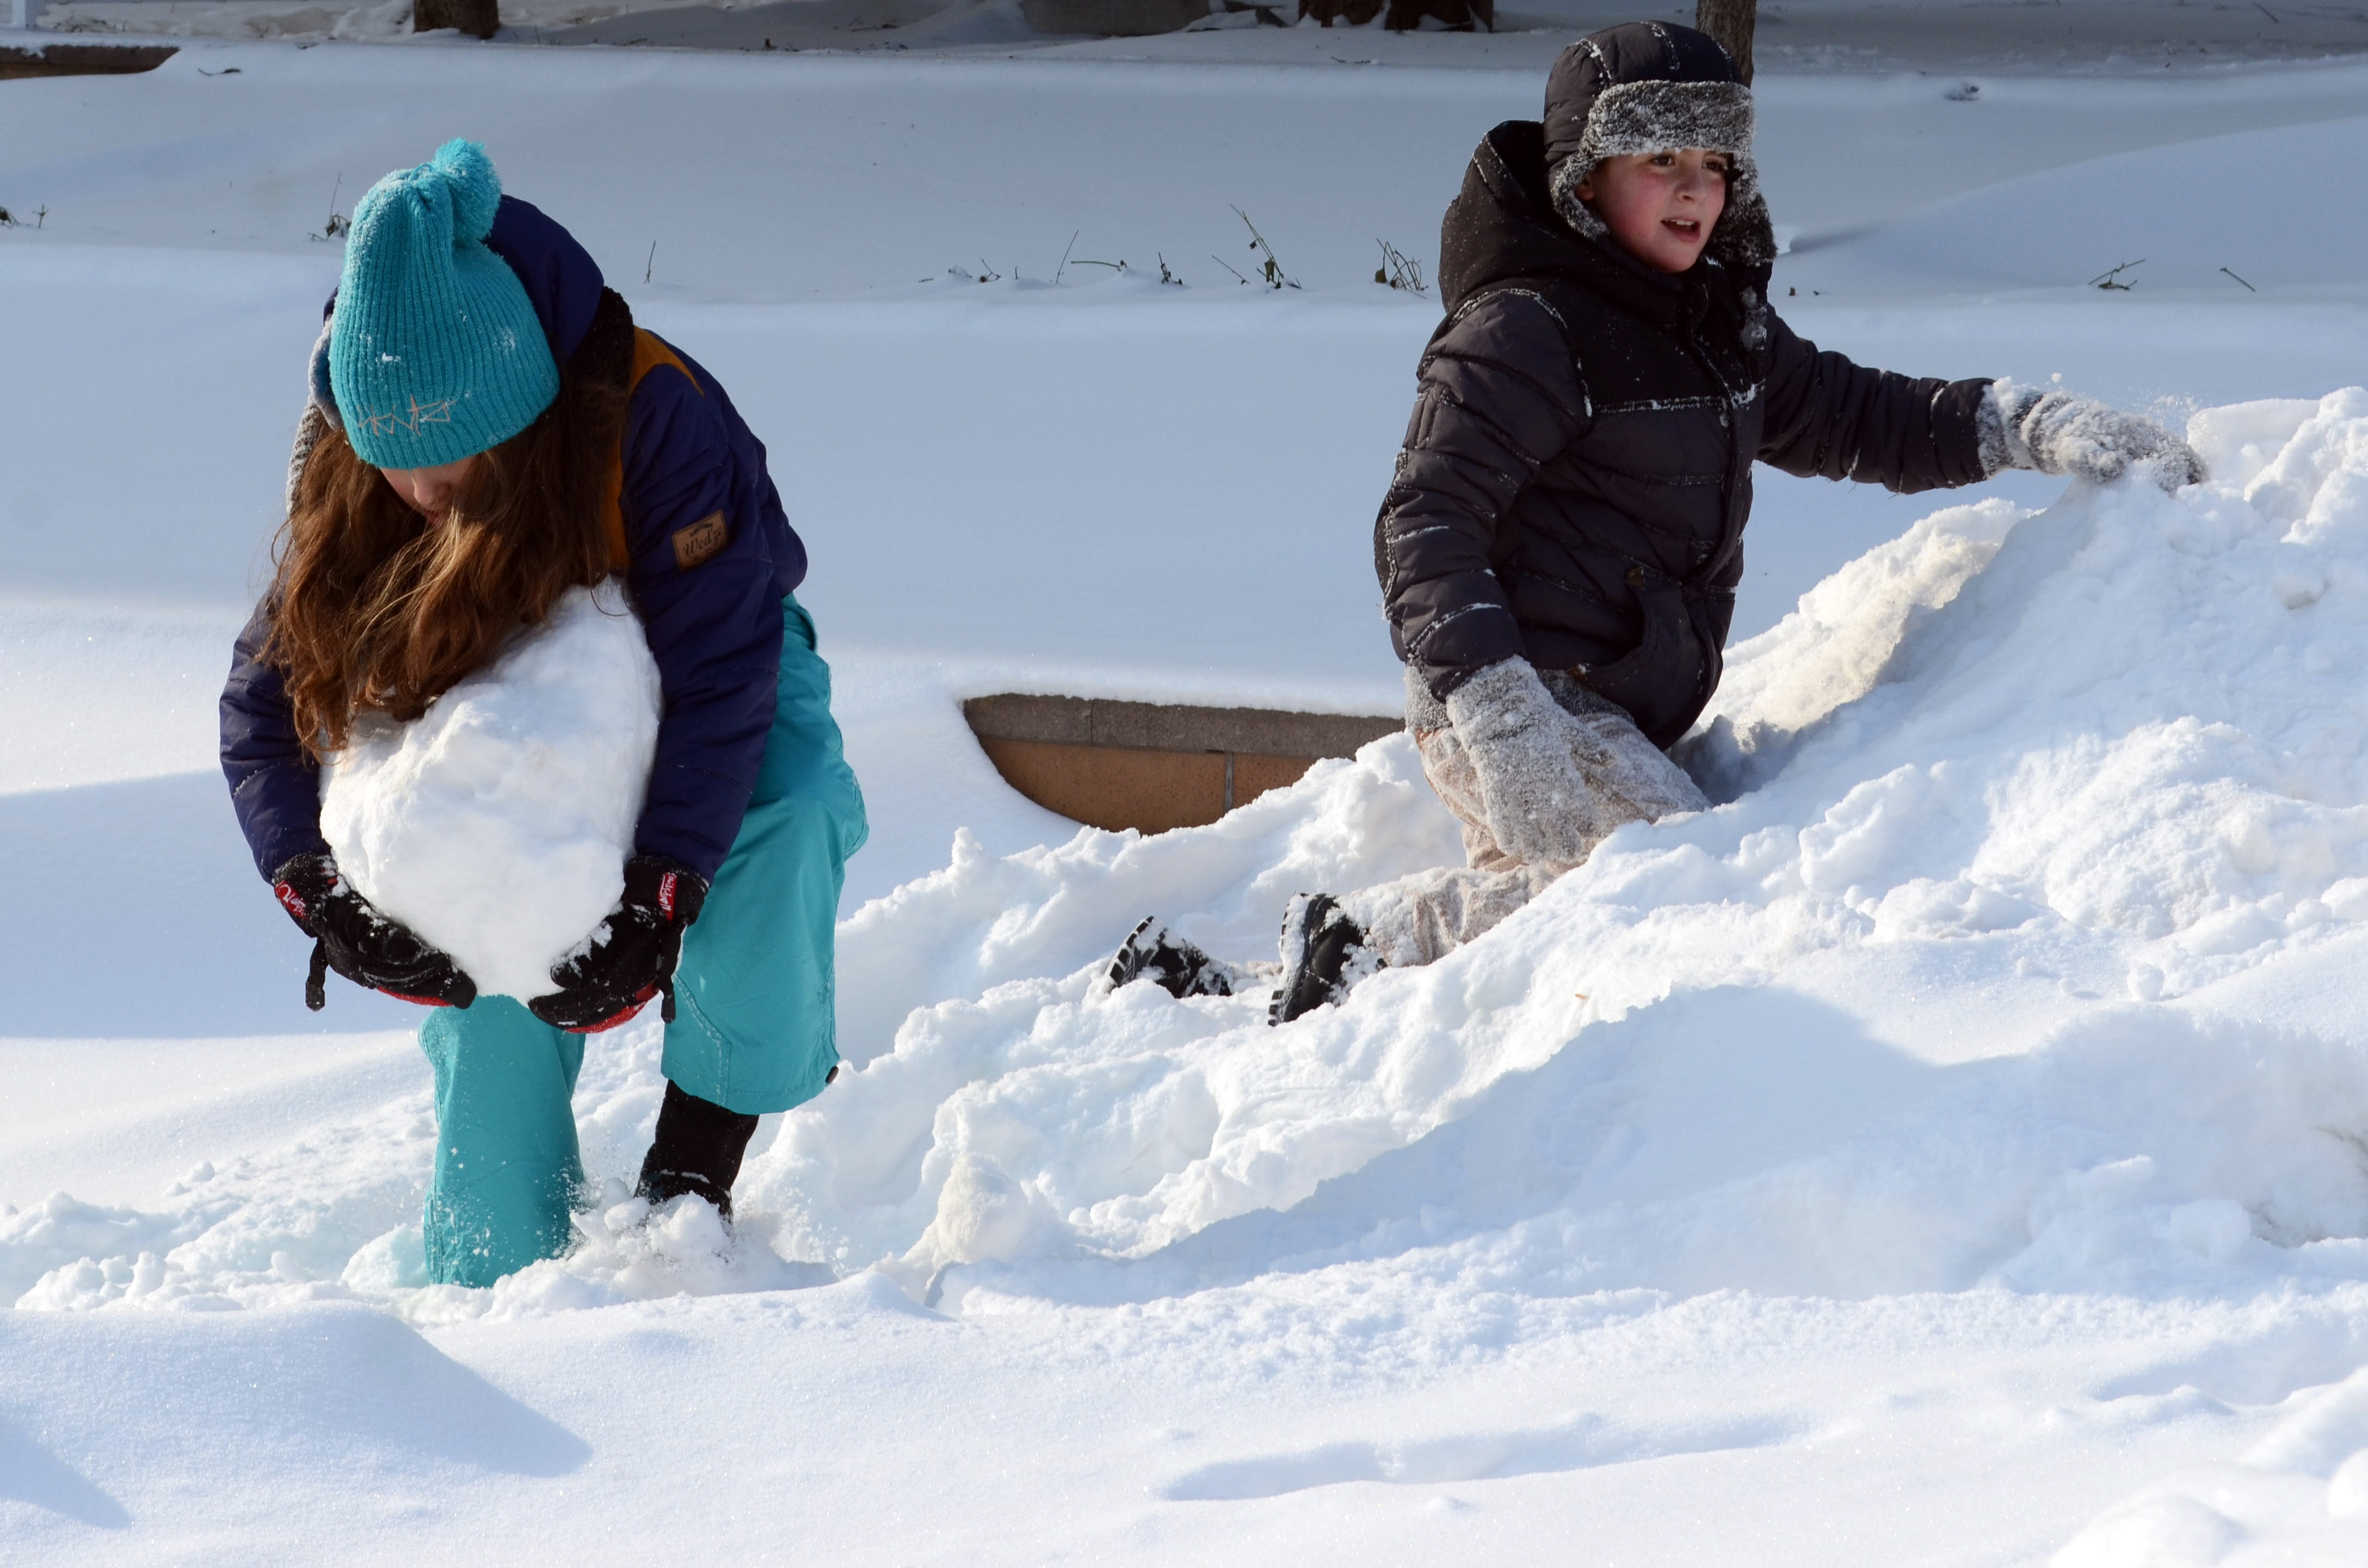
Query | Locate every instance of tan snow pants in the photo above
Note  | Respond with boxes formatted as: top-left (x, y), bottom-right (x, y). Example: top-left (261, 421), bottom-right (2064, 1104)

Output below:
top-left (1341, 692), bottom-right (1707, 970)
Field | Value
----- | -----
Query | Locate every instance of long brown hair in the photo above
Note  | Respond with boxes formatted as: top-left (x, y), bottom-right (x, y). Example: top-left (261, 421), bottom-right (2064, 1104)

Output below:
top-left (267, 307), bottom-right (630, 759)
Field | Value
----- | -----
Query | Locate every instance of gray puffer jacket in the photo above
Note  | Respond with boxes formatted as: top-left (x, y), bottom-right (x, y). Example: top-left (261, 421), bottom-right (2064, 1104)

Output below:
top-left (1378, 118), bottom-right (1995, 748)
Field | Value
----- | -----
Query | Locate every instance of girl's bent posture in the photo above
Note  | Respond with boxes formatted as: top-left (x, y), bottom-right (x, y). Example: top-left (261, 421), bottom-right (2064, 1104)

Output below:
top-left (220, 142), bottom-right (867, 1286)
top-left (1112, 22), bottom-right (2200, 1022)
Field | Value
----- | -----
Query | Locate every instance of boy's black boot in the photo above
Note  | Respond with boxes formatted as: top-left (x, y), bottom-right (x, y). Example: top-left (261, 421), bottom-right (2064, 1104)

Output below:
top-left (1269, 894), bottom-right (1374, 1026)
top-left (637, 1080), bottom-right (761, 1219)
top-left (1108, 916), bottom-right (1235, 998)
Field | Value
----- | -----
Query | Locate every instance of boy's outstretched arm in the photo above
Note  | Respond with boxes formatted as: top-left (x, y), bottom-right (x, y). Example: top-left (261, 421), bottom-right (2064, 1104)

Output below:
top-left (1755, 312), bottom-right (1993, 495)
top-left (1378, 291), bottom-right (1590, 700)
top-left (1754, 313), bottom-right (2203, 492)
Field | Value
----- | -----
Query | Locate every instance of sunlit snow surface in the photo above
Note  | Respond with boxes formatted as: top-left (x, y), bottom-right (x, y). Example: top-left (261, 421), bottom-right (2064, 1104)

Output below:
top-left (15, 39), bottom-right (2368, 1568)
top-left (11, 397), bottom-right (2368, 1559)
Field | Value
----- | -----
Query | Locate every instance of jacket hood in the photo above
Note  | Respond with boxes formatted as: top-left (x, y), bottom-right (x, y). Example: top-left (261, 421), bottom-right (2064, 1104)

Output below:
top-left (483, 194), bottom-right (607, 368)
top-left (1439, 120), bottom-right (1599, 314)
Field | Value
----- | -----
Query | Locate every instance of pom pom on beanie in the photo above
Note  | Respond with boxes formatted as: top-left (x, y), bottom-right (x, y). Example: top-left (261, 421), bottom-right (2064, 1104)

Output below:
top-left (329, 139), bottom-right (560, 471)
top-left (432, 137), bottom-right (504, 246)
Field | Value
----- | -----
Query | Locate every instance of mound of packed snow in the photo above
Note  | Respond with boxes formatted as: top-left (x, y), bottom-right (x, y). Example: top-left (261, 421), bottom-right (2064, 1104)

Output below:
top-left (318, 582), bottom-right (661, 1001)
top-left (743, 388), bottom-right (2368, 1297)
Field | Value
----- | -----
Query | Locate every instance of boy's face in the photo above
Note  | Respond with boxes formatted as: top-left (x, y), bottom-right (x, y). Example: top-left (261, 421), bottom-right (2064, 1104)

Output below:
top-left (1576, 149), bottom-right (1731, 274)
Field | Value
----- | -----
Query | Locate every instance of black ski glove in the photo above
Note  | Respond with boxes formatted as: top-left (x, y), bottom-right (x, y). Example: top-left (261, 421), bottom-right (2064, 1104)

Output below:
top-left (526, 856), bottom-right (707, 1034)
top-left (272, 853), bottom-right (477, 1012)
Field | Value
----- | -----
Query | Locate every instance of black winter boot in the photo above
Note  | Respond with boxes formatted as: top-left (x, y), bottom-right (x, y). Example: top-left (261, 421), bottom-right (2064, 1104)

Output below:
top-left (1108, 916), bottom-right (1235, 999)
top-left (1269, 894), bottom-right (1374, 1026)
top-left (637, 1080), bottom-right (761, 1218)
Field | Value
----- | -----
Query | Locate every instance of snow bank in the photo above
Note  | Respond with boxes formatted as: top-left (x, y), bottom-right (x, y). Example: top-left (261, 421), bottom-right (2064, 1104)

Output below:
top-left (319, 582), bottom-right (660, 1000)
top-left (20, 391), bottom-right (2368, 1336)
top-left (736, 389), bottom-right (2368, 1299)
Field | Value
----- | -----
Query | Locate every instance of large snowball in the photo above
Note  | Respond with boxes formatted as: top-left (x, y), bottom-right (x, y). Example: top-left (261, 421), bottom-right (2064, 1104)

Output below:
top-left (320, 582), bottom-right (663, 1001)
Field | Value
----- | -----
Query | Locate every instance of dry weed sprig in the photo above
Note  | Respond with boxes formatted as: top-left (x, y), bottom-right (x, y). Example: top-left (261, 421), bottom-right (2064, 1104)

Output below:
top-left (1374, 239), bottom-right (1426, 294)
top-left (1228, 207), bottom-right (1298, 289)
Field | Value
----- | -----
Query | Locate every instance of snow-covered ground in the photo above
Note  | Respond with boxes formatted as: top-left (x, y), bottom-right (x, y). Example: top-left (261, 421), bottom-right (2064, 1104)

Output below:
top-left (7, 35), bottom-right (2368, 1566)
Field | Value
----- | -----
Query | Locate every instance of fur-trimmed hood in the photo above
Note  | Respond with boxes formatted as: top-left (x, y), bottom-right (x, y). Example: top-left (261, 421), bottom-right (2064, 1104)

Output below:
top-left (1540, 21), bottom-right (1776, 280)
top-left (1438, 119), bottom-right (1612, 316)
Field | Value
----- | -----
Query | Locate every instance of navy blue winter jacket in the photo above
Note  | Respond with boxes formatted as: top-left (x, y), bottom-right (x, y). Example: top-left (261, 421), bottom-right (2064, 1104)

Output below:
top-left (220, 196), bottom-right (808, 886)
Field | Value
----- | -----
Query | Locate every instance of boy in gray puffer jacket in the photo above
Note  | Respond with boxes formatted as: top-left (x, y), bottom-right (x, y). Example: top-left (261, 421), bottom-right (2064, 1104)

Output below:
top-left (1114, 20), bottom-right (2202, 1024)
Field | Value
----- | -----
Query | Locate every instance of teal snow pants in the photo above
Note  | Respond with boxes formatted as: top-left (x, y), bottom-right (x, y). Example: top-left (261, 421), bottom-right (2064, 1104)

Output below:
top-left (417, 596), bottom-right (868, 1288)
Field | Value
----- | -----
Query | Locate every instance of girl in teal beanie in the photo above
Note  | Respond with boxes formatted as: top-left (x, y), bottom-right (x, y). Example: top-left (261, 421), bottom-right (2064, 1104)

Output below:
top-left (220, 140), bottom-right (868, 1288)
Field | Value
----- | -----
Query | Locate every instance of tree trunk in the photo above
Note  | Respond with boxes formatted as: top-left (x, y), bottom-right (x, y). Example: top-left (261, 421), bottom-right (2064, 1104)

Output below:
top-left (414, 0), bottom-right (498, 38)
top-left (1695, 0), bottom-right (1754, 84)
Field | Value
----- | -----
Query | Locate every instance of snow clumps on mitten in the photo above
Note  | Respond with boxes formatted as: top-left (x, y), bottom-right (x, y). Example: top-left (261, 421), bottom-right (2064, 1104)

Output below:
top-left (1982, 379), bottom-right (2208, 491)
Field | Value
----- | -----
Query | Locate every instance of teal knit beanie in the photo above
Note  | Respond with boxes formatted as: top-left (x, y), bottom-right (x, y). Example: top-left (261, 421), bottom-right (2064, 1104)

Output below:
top-left (330, 140), bottom-right (559, 470)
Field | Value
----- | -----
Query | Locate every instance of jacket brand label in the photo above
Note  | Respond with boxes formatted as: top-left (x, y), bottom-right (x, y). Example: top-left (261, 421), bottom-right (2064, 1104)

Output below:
top-left (671, 511), bottom-right (730, 570)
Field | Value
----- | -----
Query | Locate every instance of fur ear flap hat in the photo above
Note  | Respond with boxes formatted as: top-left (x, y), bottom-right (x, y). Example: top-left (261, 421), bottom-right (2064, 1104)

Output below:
top-left (1542, 21), bottom-right (1777, 279)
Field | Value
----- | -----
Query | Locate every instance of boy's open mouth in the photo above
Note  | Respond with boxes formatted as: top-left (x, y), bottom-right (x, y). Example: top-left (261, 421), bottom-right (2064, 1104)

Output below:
top-left (1665, 218), bottom-right (1701, 233)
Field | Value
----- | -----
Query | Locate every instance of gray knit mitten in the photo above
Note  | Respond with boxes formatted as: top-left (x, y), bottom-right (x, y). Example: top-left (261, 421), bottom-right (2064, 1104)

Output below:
top-left (1442, 658), bottom-right (1611, 872)
top-left (1982, 380), bottom-right (2206, 491)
